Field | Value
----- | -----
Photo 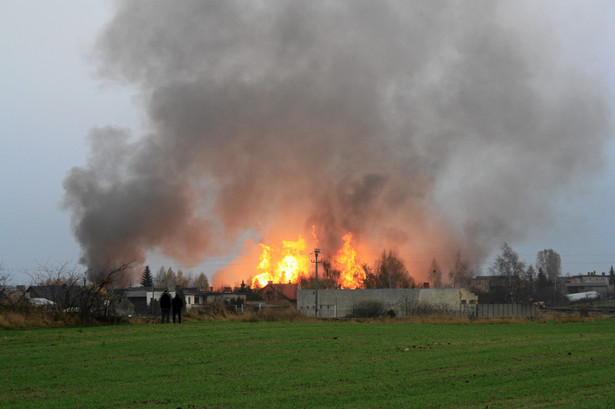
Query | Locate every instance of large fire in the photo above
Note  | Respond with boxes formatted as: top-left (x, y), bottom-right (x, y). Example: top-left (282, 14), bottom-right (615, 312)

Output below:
top-left (251, 236), bottom-right (310, 287)
top-left (250, 232), bottom-right (364, 289)
top-left (333, 233), bottom-right (364, 288)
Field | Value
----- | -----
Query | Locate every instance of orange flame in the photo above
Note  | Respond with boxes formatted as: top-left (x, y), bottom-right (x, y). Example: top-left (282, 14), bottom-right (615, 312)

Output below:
top-left (250, 236), bottom-right (309, 287)
top-left (333, 232), bottom-right (364, 288)
top-left (250, 244), bottom-right (273, 287)
top-left (249, 231), bottom-right (365, 289)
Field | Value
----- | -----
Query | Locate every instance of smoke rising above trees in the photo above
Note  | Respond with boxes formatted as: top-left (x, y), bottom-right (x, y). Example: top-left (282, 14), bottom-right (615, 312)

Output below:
top-left (62, 1), bottom-right (612, 284)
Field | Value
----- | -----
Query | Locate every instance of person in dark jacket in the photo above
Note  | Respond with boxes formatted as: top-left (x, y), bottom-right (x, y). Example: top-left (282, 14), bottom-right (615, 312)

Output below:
top-left (172, 293), bottom-right (184, 323)
top-left (160, 290), bottom-right (171, 324)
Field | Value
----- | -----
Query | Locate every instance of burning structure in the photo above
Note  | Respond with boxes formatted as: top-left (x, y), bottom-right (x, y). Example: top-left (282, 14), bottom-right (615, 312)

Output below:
top-left (63, 2), bottom-right (611, 287)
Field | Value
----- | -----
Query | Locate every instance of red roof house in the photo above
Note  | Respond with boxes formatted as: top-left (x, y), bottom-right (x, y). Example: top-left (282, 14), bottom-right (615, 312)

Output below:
top-left (261, 282), bottom-right (298, 305)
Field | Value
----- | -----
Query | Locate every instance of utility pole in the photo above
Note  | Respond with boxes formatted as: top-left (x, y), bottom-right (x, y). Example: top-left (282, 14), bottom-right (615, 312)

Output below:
top-left (311, 248), bottom-right (322, 317)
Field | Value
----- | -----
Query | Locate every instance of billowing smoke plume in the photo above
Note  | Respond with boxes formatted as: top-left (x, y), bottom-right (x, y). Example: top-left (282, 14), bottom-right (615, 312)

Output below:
top-left (63, 1), bottom-right (611, 283)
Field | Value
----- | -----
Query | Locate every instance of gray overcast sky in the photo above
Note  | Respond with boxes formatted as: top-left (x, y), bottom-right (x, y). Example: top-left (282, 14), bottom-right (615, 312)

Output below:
top-left (1, 1), bottom-right (615, 285)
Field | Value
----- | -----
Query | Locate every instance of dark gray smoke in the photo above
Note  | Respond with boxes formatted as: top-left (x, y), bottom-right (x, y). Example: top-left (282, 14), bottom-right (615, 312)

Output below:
top-left (63, 1), bottom-right (611, 283)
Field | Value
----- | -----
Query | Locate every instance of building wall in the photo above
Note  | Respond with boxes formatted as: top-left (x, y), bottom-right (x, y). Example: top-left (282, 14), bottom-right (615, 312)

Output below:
top-left (297, 288), bottom-right (478, 318)
top-left (566, 273), bottom-right (613, 297)
top-left (206, 293), bottom-right (247, 304)
top-left (574, 274), bottom-right (609, 284)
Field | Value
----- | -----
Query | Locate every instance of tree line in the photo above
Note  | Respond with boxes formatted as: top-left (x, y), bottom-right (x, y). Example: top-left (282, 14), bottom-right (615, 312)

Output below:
top-left (298, 243), bottom-right (576, 305)
top-left (140, 265), bottom-right (209, 291)
top-left (487, 243), bottom-right (565, 304)
top-left (1, 241), bottom-right (600, 313)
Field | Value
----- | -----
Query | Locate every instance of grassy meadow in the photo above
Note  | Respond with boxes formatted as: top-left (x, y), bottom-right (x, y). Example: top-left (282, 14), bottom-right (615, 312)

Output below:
top-left (1, 318), bottom-right (614, 408)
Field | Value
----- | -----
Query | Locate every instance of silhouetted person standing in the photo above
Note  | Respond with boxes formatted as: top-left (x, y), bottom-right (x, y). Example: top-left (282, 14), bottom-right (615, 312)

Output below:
top-left (160, 290), bottom-right (171, 324)
top-left (172, 293), bottom-right (184, 323)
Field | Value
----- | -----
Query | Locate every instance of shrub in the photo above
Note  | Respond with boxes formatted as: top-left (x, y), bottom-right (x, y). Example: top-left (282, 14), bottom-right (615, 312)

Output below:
top-left (183, 303), bottom-right (306, 322)
top-left (183, 301), bottom-right (234, 321)
top-left (0, 303), bottom-right (81, 329)
top-left (257, 306), bottom-right (303, 322)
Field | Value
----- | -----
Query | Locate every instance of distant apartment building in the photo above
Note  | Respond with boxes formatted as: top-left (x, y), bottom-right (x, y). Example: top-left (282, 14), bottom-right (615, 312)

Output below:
top-left (565, 272), bottom-right (613, 298)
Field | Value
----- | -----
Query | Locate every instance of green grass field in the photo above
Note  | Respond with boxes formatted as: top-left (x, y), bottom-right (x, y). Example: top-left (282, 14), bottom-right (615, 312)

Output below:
top-left (1, 319), bottom-right (614, 408)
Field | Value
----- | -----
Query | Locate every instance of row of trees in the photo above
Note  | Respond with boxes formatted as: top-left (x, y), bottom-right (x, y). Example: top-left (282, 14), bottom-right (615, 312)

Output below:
top-left (0, 242), bottom-right (575, 310)
top-left (140, 266), bottom-right (209, 290)
top-left (487, 243), bottom-right (564, 303)
top-left (296, 244), bottom-right (568, 304)
top-left (490, 244), bottom-right (562, 284)
top-left (360, 244), bottom-right (564, 299)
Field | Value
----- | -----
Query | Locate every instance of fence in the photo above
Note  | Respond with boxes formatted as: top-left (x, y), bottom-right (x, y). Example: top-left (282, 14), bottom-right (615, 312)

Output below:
top-left (461, 303), bottom-right (537, 319)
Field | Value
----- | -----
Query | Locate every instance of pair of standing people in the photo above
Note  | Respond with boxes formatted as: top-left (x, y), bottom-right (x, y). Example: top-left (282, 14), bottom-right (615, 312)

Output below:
top-left (160, 290), bottom-right (184, 323)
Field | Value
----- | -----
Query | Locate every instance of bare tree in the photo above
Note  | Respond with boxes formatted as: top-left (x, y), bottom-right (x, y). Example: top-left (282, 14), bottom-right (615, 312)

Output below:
top-left (88, 260), bottom-right (136, 288)
top-left (524, 264), bottom-right (537, 282)
top-left (28, 262), bottom-right (85, 316)
top-left (175, 269), bottom-right (190, 287)
top-left (363, 250), bottom-right (415, 288)
top-left (489, 243), bottom-right (527, 303)
top-left (81, 262), bottom-right (134, 320)
top-left (195, 272), bottom-right (209, 291)
top-left (29, 262), bottom-right (82, 286)
top-left (164, 267), bottom-right (177, 287)
top-left (428, 258), bottom-right (443, 288)
top-left (0, 261), bottom-right (10, 299)
top-left (28, 261), bottom-right (134, 321)
top-left (154, 266), bottom-right (166, 286)
top-left (448, 251), bottom-right (473, 288)
top-left (536, 249), bottom-right (561, 284)
top-left (153, 266), bottom-right (177, 288)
